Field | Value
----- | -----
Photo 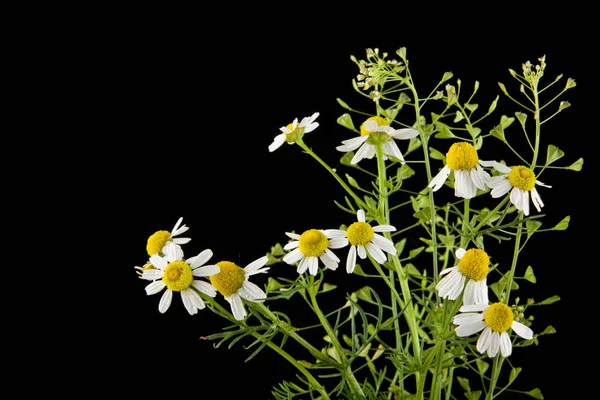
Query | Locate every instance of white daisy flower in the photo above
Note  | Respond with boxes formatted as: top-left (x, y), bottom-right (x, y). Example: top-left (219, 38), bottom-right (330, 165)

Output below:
top-left (453, 302), bottom-right (534, 358)
top-left (282, 229), bottom-right (349, 275)
top-left (210, 256), bottom-right (270, 321)
top-left (480, 161), bottom-right (551, 216)
top-left (142, 245), bottom-right (219, 315)
top-left (328, 209), bottom-right (397, 274)
top-left (269, 112), bottom-right (320, 152)
top-left (335, 116), bottom-right (419, 165)
top-left (146, 216), bottom-right (192, 256)
top-left (428, 141), bottom-right (492, 199)
top-left (435, 247), bottom-right (490, 305)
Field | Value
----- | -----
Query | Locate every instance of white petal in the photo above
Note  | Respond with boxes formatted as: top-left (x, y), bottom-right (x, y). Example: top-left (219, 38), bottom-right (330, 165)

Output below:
top-left (477, 327), bottom-right (493, 354)
top-left (142, 269), bottom-right (164, 281)
top-left (383, 141), bottom-right (405, 163)
top-left (510, 187), bottom-right (526, 213)
top-left (192, 280), bottom-right (217, 297)
top-left (239, 281), bottom-right (267, 301)
top-left (171, 217), bottom-right (184, 235)
top-left (459, 304), bottom-right (488, 313)
top-left (346, 246), bottom-right (357, 274)
top-left (228, 294), bottom-right (246, 320)
top-left (489, 179), bottom-right (512, 197)
top-left (357, 209), bottom-right (366, 222)
top-left (158, 289), bottom-right (173, 314)
top-left (188, 249), bottom-right (213, 269)
top-left (297, 257), bottom-right (310, 274)
top-left (351, 143), bottom-right (371, 164)
top-left (244, 256), bottom-right (269, 274)
top-left (454, 311), bottom-right (484, 326)
top-left (320, 250), bottom-right (339, 270)
top-left (285, 232), bottom-right (300, 240)
top-left (336, 136), bottom-right (367, 151)
top-left (463, 279), bottom-right (477, 305)
top-left (471, 165), bottom-right (490, 190)
top-left (164, 242), bottom-right (183, 262)
top-left (511, 321), bottom-right (534, 340)
top-left (181, 289), bottom-right (205, 315)
top-left (530, 187), bottom-right (544, 212)
top-left (364, 120), bottom-right (380, 132)
top-left (454, 170), bottom-right (477, 199)
top-left (307, 257), bottom-right (319, 275)
top-left (283, 248), bottom-right (304, 264)
top-left (322, 229), bottom-right (347, 238)
top-left (357, 245), bottom-right (367, 259)
top-left (172, 237), bottom-right (191, 245)
top-left (373, 224), bottom-right (396, 232)
top-left (150, 254), bottom-right (168, 270)
top-left (371, 234), bottom-right (397, 254)
top-left (366, 242), bottom-right (387, 263)
top-left (283, 240), bottom-right (299, 250)
top-left (192, 265), bottom-right (220, 277)
top-left (455, 248), bottom-right (466, 259)
top-left (329, 237), bottom-right (349, 249)
top-left (389, 127), bottom-right (419, 139)
top-left (455, 320), bottom-right (486, 337)
top-left (536, 180), bottom-right (552, 188)
top-left (439, 266), bottom-right (457, 276)
top-left (145, 280), bottom-right (165, 295)
top-left (488, 332), bottom-right (500, 357)
top-left (499, 331), bottom-right (512, 357)
top-left (428, 166), bottom-right (451, 191)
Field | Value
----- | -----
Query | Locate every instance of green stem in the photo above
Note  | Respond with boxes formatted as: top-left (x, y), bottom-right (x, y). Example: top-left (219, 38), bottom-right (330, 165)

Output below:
top-left (206, 298), bottom-right (331, 399)
top-left (308, 275), bottom-right (366, 399)
top-left (297, 139), bottom-right (368, 210)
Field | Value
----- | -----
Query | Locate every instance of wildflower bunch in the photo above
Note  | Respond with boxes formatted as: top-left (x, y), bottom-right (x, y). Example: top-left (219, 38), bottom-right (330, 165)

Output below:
top-left (134, 47), bottom-right (582, 399)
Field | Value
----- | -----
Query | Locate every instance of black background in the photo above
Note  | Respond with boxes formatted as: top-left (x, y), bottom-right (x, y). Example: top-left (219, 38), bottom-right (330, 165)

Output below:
top-left (69, 6), bottom-right (595, 399)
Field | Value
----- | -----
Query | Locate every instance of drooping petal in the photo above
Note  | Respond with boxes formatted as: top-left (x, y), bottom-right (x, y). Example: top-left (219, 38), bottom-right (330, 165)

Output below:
top-left (297, 257), bottom-right (310, 274)
top-left (437, 269), bottom-right (463, 299)
top-left (158, 289), bottom-right (173, 314)
top-left (530, 187), bottom-right (544, 212)
top-left (283, 248), bottom-right (304, 264)
top-left (477, 327), bottom-right (493, 354)
top-left (471, 165), bottom-right (490, 190)
top-left (439, 266), bottom-right (457, 276)
top-left (357, 245), bottom-right (367, 259)
top-left (307, 257), bottom-right (319, 276)
top-left (371, 234), bottom-right (397, 254)
top-left (453, 311), bottom-right (484, 326)
top-left (239, 281), bottom-right (267, 301)
top-left (511, 321), bottom-right (534, 340)
top-left (351, 142), bottom-right (372, 164)
top-left (228, 294), bottom-right (246, 321)
top-left (455, 320), bottom-right (486, 337)
top-left (142, 269), bottom-right (164, 281)
top-left (455, 170), bottom-right (477, 199)
top-left (244, 256), bottom-right (269, 274)
top-left (428, 166), bottom-right (452, 191)
top-left (346, 246), bottom-right (357, 274)
top-left (145, 280), bottom-right (166, 295)
top-left (181, 289), bottom-right (205, 315)
top-left (336, 136), bottom-right (368, 152)
top-left (192, 280), bottom-right (217, 297)
top-left (487, 332), bottom-right (500, 357)
top-left (499, 331), bottom-right (512, 357)
top-left (389, 127), bottom-right (419, 139)
top-left (188, 249), bottom-right (213, 269)
top-left (383, 141), bottom-right (405, 163)
top-left (149, 254), bottom-right (168, 270)
top-left (366, 242), bottom-right (387, 263)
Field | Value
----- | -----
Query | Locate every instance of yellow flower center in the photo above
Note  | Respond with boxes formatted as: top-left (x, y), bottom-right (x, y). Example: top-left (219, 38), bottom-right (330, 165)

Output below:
top-left (457, 248), bottom-right (489, 281)
top-left (298, 229), bottom-right (329, 257)
top-left (146, 230), bottom-right (171, 256)
top-left (142, 262), bottom-right (156, 271)
top-left (346, 222), bottom-right (374, 246)
top-left (446, 142), bottom-right (480, 171)
top-left (507, 166), bottom-right (536, 191)
top-left (484, 302), bottom-right (514, 333)
top-left (210, 261), bottom-right (245, 297)
top-left (360, 116), bottom-right (389, 136)
top-left (162, 261), bottom-right (193, 292)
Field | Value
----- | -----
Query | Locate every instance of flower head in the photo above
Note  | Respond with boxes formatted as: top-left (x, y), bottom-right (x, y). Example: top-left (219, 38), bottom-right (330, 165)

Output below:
top-left (269, 112), bottom-right (320, 152)
top-left (453, 302), bottom-right (534, 357)
top-left (146, 217), bottom-right (191, 256)
top-left (328, 209), bottom-right (397, 273)
top-left (210, 256), bottom-right (270, 320)
top-left (481, 161), bottom-right (551, 216)
top-left (336, 116), bottom-right (419, 165)
top-left (141, 245), bottom-right (220, 315)
top-left (282, 229), bottom-right (349, 275)
top-left (435, 247), bottom-right (490, 305)
top-left (428, 142), bottom-right (492, 199)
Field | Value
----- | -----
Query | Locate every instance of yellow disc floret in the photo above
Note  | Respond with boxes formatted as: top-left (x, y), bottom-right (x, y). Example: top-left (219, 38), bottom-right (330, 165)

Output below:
top-left (146, 230), bottom-right (171, 256)
top-left (457, 248), bottom-right (490, 281)
top-left (484, 302), bottom-right (514, 333)
top-left (298, 229), bottom-right (329, 257)
top-left (210, 261), bottom-right (246, 297)
top-left (446, 142), bottom-right (480, 171)
top-left (162, 261), bottom-right (193, 292)
top-left (507, 166), bottom-right (536, 191)
top-left (346, 222), bottom-right (374, 246)
top-left (360, 116), bottom-right (389, 136)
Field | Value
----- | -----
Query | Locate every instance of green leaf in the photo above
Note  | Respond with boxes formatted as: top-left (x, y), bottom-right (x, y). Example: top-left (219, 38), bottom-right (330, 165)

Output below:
top-left (352, 264), bottom-right (367, 276)
top-left (567, 157), bottom-right (584, 171)
top-left (340, 151), bottom-right (354, 166)
top-left (336, 98), bottom-right (352, 111)
top-left (395, 238), bottom-right (407, 257)
top-left (490, 125), bottom-right (506, 142)
top-left (540, 325), bottom-right (557, 335)
top-left (429, 147), bottom-right (446, 160)
top-left (270, 243), bottom-right (285, 256)
top-left (406, 263), bottom-right (422, 277)
top-left (476, 359), bottom-right (489, 375)
top-left (488, 95), bottom-right (499, 114)
top-left (509, 367), bottom-right (522, 384)
top-left (500, 115), bottom-right (515, 129)
top-left (320, 283), bottom-right (337, 293)
top-left (267, 277), bottom-right (283, 291)
top-left (526, 388), bottom-right (544, 399)
top-left (413, 207), bottom-right (431, 222)
top-left (545, 144), bottom-right (564, 165)
top-left (526, 220), bottom-right (542, 237)
top-left (465, 391), bottom-right (482, 400)
top-left (442, 71), bottom-right (453, 82)
top-left (435, 123), bottom-right (456, 139)
top-left (553, 216), bottom-right (570, 231)
top-left (409, 246), bottom-right (425, 259)
top-left (515, 111), bottom-right (527, 127)
top-left (524, 266), bottom-right (536, 283)
top-left (456, 376), bottom-right (471, 392)
top-left (466, 124), bottom-right (481, 139)
top-left (346, 173), bottom-right (360, 189)
top-left (354, 286), bottom-right (373, 302)
top-left (337, 113), bottom-right (355, 131)
top-left (539, 295), bottom-right (560, 305)
top-left (397, 163), bottom-right (416, 181)
top-left (465, 103), bottom-right (478, 113)
top-left (454, 111), bottom-right (464, 122)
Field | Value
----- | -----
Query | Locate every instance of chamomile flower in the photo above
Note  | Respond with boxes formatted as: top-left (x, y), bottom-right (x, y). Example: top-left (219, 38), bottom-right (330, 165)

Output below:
top-left (428, 142), bottom-right (492, 199)
top-left (146, 216), bottom-right (192, 256)
top-left (142, 245), bottom-right (219, 315)
top-left (453, 302), bottom-right (534, 358)
top-left (329, 209), bottom-right (397, 273)
top-left (282, 229), bottom-right (349, 275)
top-left (435, 248), bottom-right (490, 305)
top-left (480, 161), bottom-right (551, 216)
top-left (269, 112), bottom-right (320, 152)
top-left (210, 256), bottom-right (270, 321)
top-left (336, 116), bottom-right (419, 165)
